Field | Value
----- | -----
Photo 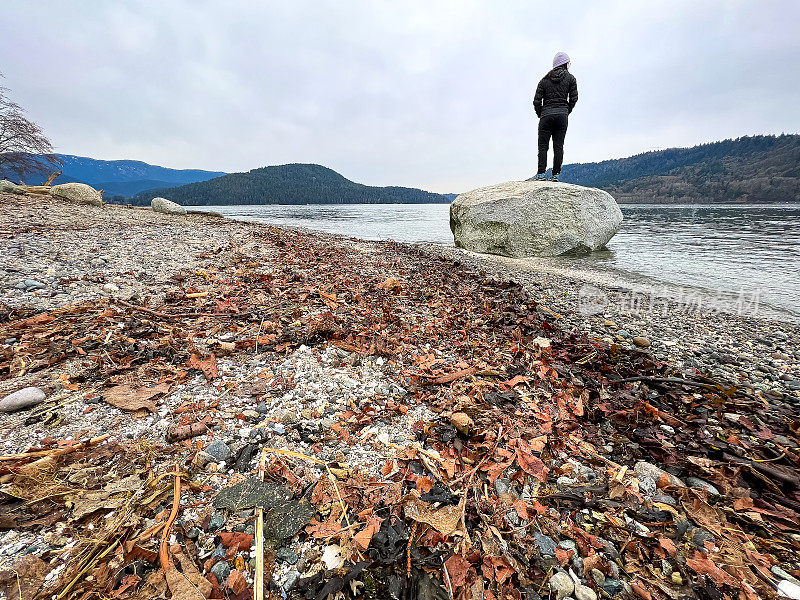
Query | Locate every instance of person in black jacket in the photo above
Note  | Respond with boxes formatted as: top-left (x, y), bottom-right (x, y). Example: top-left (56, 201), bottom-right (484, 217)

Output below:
top-left (532, 52), bottom-right (578, 182)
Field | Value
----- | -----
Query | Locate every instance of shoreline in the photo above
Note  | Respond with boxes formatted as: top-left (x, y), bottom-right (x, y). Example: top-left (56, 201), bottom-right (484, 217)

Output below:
top-left (1, 193), bottom-right (799, 599)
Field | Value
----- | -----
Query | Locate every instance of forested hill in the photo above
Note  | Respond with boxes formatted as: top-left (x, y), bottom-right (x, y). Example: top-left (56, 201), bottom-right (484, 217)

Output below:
top-left (135, 163), bottom-right (451, 205)
top-left (560, 134), bottom-right (799, 203)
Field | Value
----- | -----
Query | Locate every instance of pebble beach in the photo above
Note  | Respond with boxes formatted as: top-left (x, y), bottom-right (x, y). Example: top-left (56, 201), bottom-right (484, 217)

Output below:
top-left (1, 192), bottom-right (799, 600)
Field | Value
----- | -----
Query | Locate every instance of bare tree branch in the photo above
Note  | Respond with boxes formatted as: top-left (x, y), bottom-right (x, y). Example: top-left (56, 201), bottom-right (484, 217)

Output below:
top-left (0, 77), bottom-right (61, 182)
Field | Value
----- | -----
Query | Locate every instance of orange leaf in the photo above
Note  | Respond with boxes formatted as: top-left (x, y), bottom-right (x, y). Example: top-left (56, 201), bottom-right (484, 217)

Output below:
top-left (658, 537), bottom-right (677, 557)
top-left (513, 500), bottom-right (529, 520)
top-left (686, 552), bottom-right (737, 586)
top-left (353, 516), bottom-right (383, 552)
top-left (515, 450), bottom-right (549, 482)
top-left (187, 353), bottom-right (218, 380)
top-left (445, 554), bottom-right (472, 588)
top-left (217, 532), bottom-right (253, 551)
top-left (554, 547), bottom-right (573, 566)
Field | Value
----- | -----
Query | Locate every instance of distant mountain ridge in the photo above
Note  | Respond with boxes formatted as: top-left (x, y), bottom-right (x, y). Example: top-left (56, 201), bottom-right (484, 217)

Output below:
top-left (559, 134), bottom-right (799, 203)
top-left (135, 163), bottom-right (451, 205)
top-left (0, 153), bottom-right (225, 196)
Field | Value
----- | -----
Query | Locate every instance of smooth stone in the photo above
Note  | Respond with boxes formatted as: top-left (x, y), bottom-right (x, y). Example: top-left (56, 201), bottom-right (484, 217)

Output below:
top-left (772, 566), bottom-right (800, 586)
top-left (282, 569), bottom-right (300, 591)
top-left (633, 336), bottom-right (651, 348)
top-left (549, 571), bottom-right (574, 600)
top-left (51, 182), bottom-right (103, 206)
top-left (557, 540), bottom-right (578, 555)
top-left (590, 568), bottom-right (605, 587)
top-left (575, 583), bottom-right (597, 600)
top-left (208, 513), bottom-right (225, 533)
top-left (0, 387), bottom-right (46, 412)
top-left (556, 476), bottom-right (577, 488)
top-left (0, 180), bottom-right (26, 194)
top-left (450, 180), bottom-right (623, 257)
top-left (691, 528), bottom-right (715, 547)
top-left (685, 477), bottom-right (720, 496)
top-left (494, 478), bottom-right (512, 496)
top-left (151, 197), bottom-right (187, 216)
top-left (280, 410), bottom-right (299, 425)
top-left (637, 475), bottom-right (657, 496)
top-left (24, 279), bottom-right (47, 289)
top-left (275, 547), bottom-right (299, 565)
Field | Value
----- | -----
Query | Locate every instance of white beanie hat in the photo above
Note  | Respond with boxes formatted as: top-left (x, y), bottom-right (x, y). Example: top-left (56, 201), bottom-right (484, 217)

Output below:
top-left (553, 51), bottom-right (570, 68)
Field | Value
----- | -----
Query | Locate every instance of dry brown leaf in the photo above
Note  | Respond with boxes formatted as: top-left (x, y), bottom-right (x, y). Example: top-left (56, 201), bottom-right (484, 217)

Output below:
top-left (187, 353), bottom-right (218, 380)
top-left (103, 383), bottom-right (170, 412)
top-left (353, 515), bottom-right (383, 551)
top-left (0, 555), bottom-right (52, 600)
top-left (445, 554), bottom-right (472, 588)
top-left (686, 551), bottom-right (737, 586)
top-left (402, 491), bottom-right (460, 536)
top-left (165, 545), bottom-right (212, 599)
top-left (377, 277), bottom-right (401, 291)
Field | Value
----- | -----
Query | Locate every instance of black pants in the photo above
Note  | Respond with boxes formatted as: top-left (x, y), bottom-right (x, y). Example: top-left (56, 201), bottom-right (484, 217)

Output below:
top-left (537, 113), bottom-right (568, 175)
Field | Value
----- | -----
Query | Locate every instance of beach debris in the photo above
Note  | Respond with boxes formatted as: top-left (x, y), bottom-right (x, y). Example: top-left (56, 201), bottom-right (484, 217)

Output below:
top-left (1, 208), bottom-right (799, 600)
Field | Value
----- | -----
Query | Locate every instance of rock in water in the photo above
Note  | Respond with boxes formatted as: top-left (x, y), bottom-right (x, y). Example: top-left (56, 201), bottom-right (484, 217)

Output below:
top-left (0, 387), bottom-right (46, 412)
top-left (450, 180), bottom-right (622, 257)
top-left (51, 183), bottom-right (103, 206)
top-left (151, 197), bottom-right (187, 215)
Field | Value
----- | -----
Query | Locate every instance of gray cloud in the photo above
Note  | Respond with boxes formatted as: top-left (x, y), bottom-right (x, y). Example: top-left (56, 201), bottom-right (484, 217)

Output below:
top-left (2, 0), bottom-right (798, 192)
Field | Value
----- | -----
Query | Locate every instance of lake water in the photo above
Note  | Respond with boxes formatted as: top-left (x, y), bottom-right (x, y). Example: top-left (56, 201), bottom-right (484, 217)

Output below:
top-left (207, 203), bottom-right (800, 320)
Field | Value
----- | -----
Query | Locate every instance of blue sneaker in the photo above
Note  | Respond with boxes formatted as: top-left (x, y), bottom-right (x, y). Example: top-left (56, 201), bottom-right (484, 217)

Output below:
top-left (549, 174), bottom-right (559, 182)
top-left (533, 173), bottom-right (546, 181)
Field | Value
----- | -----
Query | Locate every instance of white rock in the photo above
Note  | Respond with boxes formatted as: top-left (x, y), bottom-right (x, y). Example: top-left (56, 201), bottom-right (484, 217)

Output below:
top-left (549, 571), bottom-right (574, 600)
top-left (450, 180), bottom-right (622, 257)
top-left (779, 580), bottom-right (800, 600)
top-left (321, 544), bottom-right (344, 570)
top-left (0, 387), bottom-right (46, 412)
top-left (51, 182), bottom-right (103, 206)
top-left (575, 584), bottom-right (598, 600)
top-left (151, 197), bottom-right (187, 216)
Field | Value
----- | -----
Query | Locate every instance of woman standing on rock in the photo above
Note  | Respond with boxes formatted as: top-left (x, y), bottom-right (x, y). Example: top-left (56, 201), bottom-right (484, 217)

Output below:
top-left (532, 52), bottom-right (578, 182)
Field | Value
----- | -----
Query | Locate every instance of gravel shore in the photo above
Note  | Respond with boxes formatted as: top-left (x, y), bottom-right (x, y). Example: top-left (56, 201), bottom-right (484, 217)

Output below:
top-left (1, 193), bottom-right (798, 599)
top-left (427, 245), bottom-right (799, 404)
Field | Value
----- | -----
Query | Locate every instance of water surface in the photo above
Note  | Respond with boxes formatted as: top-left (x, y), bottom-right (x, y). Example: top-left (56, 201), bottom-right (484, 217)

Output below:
top-left (207, 203), bottom-right (800, 319)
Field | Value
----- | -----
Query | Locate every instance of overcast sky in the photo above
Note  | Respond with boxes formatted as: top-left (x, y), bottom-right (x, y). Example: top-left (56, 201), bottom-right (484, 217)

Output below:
top-left (2, 1), bottom-right (799, 192)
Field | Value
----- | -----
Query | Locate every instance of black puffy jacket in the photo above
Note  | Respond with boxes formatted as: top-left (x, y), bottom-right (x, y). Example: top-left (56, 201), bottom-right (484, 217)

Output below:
top-left (533, 67), bottom-right (578, 118)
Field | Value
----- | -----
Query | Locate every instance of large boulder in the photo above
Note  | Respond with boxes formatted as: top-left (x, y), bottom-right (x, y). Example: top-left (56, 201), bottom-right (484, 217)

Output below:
top-left (51, 182), bottom-right (103, 206)
top-left (450, 181), bottom-right (622, 257)
top-left (0, 180), bottom-right (26, 195)
top-left (151, 197), bottom-right (187, 216)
